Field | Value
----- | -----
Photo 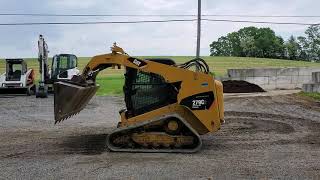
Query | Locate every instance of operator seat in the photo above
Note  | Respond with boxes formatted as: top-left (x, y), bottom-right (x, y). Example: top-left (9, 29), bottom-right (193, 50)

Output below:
top-left (12, 70), bottom-right (21, 81)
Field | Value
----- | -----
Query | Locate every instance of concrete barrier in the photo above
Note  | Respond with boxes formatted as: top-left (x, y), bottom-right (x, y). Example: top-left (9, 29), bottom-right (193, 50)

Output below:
top-left (303, 84), bottom-right (320, 93)
top-left (303, 72), bottom-right (320, 93)
top-left (312, 72), bottom-right (320, 83)
top-left (224, 67), bottom-right (320, 90)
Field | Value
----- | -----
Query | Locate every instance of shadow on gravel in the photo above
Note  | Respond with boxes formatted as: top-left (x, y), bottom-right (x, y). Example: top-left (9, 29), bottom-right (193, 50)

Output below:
top-left (60, 134), bottom-right (108, 155)
top-left (0, 95), bottom-right (16, 98)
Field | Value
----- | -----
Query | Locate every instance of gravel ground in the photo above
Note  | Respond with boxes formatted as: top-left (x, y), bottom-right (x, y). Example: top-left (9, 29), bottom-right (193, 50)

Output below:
top-left (0, 91), bottom-right (320, 179)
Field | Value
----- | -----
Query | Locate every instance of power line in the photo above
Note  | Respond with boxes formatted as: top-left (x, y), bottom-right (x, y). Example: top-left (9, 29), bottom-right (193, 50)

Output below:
top-left (0, 19), bottom-right (318, 26)
top-left (203, 19), bottom-right (320, 26)
top-left (0, 13), bottom-right (320, 18)
top-left (204, 15), bottom-right (320, 18)
top-left (0, 13), bottom-right (189, 17)
top-left (0, 19), bottom-right (197, 26)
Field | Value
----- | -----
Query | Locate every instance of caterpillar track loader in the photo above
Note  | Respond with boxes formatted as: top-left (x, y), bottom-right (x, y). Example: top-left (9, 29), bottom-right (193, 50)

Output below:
top-left (54, 44), bottom-right (224, 153)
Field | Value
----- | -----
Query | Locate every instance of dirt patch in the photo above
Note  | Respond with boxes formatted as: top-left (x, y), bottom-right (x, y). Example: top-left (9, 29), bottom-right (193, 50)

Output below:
top-left (223, 80), bottom-right (265, 93)
top-left (226, 117), bottom-right (295, 134)
top-left (60, 134), bottom-right (108, 155)
top-left (1, 94), bottom-right (320, 179)
top-left (293, 93), bottom-right (320, 111)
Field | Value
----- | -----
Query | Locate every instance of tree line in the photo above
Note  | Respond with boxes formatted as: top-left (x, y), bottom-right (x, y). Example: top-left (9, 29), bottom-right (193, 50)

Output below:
top-left (209, 25), bottom-right (320, 62)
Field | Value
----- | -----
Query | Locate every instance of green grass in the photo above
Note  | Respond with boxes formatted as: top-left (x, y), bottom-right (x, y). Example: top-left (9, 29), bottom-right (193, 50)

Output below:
top-left (1, 56), bottom-right (320, 95)
top-left (299, 92), bottom-right (320, 101)
top-left (2, 56), bottom-right (320, 77)
top-left (95, 75), bottom-right (124, 96)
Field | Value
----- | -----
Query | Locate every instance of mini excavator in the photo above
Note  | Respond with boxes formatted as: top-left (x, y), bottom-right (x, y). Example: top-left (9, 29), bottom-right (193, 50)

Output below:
top-left (54, 44), bottom-right (224, 153)
top-left (36, 35), bottom-right (79, 98)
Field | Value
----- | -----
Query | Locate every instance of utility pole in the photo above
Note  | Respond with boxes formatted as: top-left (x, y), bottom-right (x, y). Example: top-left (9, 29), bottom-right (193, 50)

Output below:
top-left (196, 0), bottom-right (201, 58)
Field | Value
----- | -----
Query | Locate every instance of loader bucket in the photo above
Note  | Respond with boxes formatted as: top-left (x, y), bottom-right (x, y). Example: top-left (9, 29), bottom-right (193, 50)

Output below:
top-left (54, 81), bottom-right (99, 123)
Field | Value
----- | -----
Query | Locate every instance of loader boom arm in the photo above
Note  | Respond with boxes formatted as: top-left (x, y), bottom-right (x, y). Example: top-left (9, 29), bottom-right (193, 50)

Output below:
top-left (79, 45), bottom-right (202, 86)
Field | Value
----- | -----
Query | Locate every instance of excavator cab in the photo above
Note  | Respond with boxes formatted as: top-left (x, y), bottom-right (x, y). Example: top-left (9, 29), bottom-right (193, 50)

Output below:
top-left (51, 54), bottom-right (78, 82)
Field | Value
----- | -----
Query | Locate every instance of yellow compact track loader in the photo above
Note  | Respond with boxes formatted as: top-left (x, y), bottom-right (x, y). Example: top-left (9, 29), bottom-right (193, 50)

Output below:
top-left (54, 44), bottom-right (224, 153)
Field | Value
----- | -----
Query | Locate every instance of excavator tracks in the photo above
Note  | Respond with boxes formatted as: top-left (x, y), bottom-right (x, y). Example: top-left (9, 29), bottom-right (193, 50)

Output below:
top-left (106, 114), bottom-right (202, 153)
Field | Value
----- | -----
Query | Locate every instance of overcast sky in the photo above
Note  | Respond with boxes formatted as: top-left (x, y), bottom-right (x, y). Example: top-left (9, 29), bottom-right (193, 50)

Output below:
top-left (0, 0), bottom-right (318, 58)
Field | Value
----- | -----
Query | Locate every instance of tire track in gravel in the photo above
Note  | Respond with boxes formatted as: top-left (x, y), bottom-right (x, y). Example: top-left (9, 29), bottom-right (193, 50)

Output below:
top-left (202, 109), bottom-right (320, 152)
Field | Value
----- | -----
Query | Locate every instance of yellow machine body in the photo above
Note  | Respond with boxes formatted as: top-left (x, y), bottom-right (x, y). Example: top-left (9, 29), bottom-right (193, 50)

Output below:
top-left (54, 45), bottom-right (224, 152)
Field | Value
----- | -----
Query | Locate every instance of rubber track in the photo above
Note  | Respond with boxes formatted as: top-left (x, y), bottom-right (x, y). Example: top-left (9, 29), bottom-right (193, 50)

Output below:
top-left (106, 113), bottom-right (202, 153)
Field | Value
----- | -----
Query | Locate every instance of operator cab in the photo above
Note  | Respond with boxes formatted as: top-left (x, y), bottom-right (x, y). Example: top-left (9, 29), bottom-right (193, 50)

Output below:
top-left (5, 59), bottom-right (27, 81)
top-left (51, 54), bottom-right (78, 80)
top-left (124, 58), bottom-right (178, 117)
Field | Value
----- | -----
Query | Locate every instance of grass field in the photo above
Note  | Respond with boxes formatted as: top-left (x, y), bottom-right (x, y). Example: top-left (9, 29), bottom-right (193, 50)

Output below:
top-left (1, 56), bottom-right (320, 95)
top-left (299, 92), bottom-right (320, 101)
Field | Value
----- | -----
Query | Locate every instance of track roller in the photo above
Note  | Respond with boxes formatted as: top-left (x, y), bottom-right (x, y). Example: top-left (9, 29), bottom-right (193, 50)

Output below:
top-left (106, 114), bottom-right (202, 153)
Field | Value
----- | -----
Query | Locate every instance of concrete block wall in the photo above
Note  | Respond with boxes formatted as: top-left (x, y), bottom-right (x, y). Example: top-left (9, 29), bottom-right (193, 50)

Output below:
top-left (312, 72), bottom-right (320, 83)
top-left (303, 84), bottom-right (320, 93)
top-left (225, 67), bottom-right (320, 90)
top-left (303, 72), bottom-right (320, 93)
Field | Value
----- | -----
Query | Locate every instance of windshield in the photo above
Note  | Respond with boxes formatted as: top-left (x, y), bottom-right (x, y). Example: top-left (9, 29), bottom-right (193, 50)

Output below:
top-left (6, 63), bottom-right (23, 81)
top-left (59, 56), bottom-right (69, 69)
top-left (58, 55), bottom-right (77, 69)
top-left (0, 60), bottom-right (5, 74)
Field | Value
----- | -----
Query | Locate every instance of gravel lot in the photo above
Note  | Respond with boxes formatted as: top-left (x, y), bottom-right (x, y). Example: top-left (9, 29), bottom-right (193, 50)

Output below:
top-left (0, 91), bottom-right (320, 179)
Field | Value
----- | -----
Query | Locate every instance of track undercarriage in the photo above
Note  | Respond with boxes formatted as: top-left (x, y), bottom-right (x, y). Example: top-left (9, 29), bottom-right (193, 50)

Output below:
top-left (107, 114), bottom-right (202, 153)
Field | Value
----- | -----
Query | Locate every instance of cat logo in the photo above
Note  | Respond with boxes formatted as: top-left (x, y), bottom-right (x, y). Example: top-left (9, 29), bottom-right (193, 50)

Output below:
top-left (133, 59), bottom-right (141, 66)
top-left (128, 57), bottom-right (147, 67)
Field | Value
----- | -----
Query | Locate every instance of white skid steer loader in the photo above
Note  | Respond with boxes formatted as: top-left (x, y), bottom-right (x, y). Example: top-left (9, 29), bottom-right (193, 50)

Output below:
top-left (0, 59), bottom-right (35, 95)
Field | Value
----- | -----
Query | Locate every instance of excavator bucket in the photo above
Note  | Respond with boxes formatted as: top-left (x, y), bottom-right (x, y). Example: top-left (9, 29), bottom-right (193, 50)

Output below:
top-left (54, 81), bottom-right (99, 123)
